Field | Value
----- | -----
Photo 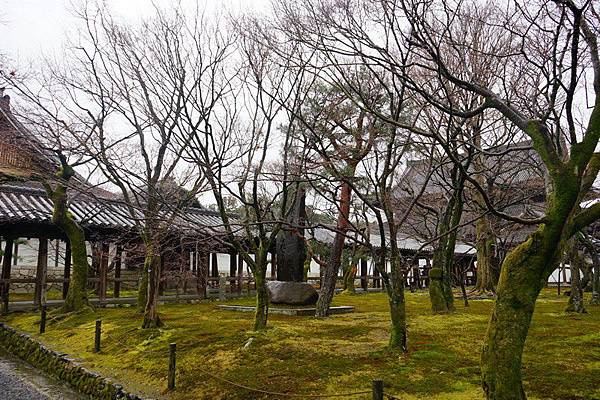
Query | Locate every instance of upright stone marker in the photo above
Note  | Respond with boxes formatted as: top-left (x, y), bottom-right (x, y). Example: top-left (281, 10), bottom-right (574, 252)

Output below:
top-left (276, 185), bottom-right (307, 282)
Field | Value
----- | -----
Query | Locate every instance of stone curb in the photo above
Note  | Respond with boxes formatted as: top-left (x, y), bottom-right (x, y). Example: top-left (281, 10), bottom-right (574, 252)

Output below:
top-left (0, 322), bottom-right (143, 400)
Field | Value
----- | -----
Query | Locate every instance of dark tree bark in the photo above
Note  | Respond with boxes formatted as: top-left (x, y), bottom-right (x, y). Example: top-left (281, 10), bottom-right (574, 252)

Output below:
top-left (316, 180), bottom-right (353, 317)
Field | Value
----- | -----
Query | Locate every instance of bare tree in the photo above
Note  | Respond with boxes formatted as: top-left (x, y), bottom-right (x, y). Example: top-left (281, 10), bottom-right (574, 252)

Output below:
top-left (275, 0), bottom-right (600, 397)
top-left (179, 17), bottom-right (310, 330)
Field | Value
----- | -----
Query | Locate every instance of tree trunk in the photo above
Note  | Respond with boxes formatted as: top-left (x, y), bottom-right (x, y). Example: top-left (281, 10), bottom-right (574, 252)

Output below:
top-left (342, 264), bottom-right (357, 294)
top-left (475, 215), bottom-right (499, 293)
top-left (481, 224), bottom-right (563, 399)
top-left (315, 181), bottom-right (352, 317)
top-left (142, 244), bottom-right (163, 328)
top-left (566, 241), bottom-right (587, 313)
top-left (137, 259), bottom-right (149, 313)
top-left (253, 250), bottom-right (269, 331)
top-left (429, 165), bottom-right (464, 313)
top-left (591, 260), bottom-right (600, 305)
top-left (47, 166), bottom-right (90, 313)
top-left (385, 265), bottom-right (407, 351)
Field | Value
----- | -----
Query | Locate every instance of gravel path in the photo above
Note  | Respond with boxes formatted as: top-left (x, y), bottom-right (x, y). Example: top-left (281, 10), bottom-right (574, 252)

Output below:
top-left (0, 349), bottom-right (84, 399)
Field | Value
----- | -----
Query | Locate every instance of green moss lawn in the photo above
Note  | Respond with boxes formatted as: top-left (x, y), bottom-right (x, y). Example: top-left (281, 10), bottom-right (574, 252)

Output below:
top-left (1, 289), bottom-right (599, 399)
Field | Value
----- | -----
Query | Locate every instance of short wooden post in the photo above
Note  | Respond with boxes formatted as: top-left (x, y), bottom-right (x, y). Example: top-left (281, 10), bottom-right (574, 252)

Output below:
top-left (34, 237), bottom-right (48, 309)
top-left (114, 245), bottom-right (122, 298)
top-left (372, 379), bottom-right (383, 400)
top-left (62, 241), bottom-right (71, 300)
top-left (94, 320), bottom-right (102, 353)
top-left (1, 238), bottom-right (14, 313)
top-left (168, 342), bottom-right (176, 390)
top-left (39, 305), bottom-right (47, 334)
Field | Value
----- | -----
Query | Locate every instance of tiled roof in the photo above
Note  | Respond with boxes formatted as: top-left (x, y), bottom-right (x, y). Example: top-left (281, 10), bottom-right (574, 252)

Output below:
top-left (0, 184), bottom-right (228, 237)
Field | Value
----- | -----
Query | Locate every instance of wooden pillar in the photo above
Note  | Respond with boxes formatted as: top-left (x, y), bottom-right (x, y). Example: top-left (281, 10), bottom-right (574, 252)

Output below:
top-left (373, 260), bottom-right (381, 289)
top-left (1, 238), bottom-right (15, 312)
top-left (192, 251), bottom-right (197, 274)
top-left (12, 241), bottom-right (18, 266)
top-left (114, 245), bottom-right (122, 298)
top-left (98, 243), bottom-right (109, 301)
top-left (229, 251), bottom-right (237, 291)
top-left (211, 253), bottom-right (219, 279)
top-left (360, 258), bottom-right (368, 291)
top-left (34, 237), bottom-right (48, 309)
top-left (54, 240), bottom-right (60, 269)
top-left (270, 250), bottom-right (276, 279)
top-left (424, 258), bottom-right (432, 288)
top-left (412, 259), bottom-right (421, 290)
top-left (237, 253), bottom-right (243, 295)
top-left (557, 262), bottom-right (563, 295)
top-left (62, 241), bottom-right (71, 300)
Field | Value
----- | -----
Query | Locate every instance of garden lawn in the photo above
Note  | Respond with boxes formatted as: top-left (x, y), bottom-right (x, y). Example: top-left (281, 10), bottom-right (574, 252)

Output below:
top-left (1, 289), bottom-right (599, 400)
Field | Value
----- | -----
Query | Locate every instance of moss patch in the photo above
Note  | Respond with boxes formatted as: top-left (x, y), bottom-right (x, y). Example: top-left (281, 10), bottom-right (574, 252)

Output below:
top-left (1, 289), bottom-right (598, 399)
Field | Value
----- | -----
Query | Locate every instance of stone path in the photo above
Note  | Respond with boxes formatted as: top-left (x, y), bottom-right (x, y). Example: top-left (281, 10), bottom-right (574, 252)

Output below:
top-left (0, 349), bottom-right (84, 399)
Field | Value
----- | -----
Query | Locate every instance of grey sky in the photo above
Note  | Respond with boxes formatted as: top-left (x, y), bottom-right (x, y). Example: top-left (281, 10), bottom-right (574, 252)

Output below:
top-left (0, 0), bottom-right (269, 67)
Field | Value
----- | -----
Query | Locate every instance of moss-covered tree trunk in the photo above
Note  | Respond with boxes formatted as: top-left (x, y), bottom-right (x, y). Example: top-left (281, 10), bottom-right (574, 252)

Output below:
top-left (591, 265), bottom-right (600, 305)
top-left (566, 240), bottom-right (587, 313)
top-left (46, 164), bottom-right (90, 313)
top-left (384, 258), bottom-right (407, 351)
top-left (481, 159), bottom-right (582, 399)
top-left (480, 225), bottom-right (563, 399)
top-left (252, 248), bottom-right (269, 331)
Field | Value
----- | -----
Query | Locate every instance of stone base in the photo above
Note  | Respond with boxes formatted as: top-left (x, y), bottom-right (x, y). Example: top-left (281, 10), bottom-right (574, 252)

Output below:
top-left (267, 281), bottom-right (318, 305)
top-left (216, 305), bottom-right (354, 316)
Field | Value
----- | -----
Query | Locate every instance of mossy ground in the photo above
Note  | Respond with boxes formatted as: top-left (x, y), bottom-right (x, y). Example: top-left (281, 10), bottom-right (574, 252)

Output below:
top-left (1, 289), bottom-right (599, 400)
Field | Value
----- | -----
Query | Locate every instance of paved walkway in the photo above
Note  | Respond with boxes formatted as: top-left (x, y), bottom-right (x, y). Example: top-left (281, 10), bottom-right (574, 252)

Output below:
top-left (0, 349), bottom-right (84, 399)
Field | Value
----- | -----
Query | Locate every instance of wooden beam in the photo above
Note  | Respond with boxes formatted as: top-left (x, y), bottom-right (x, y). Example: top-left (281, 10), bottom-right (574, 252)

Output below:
top-left (1, 237), bottom-right (14, 312)
top-left (33, 237), bottom-right (48, 309)
top-left (62, 241), bottom-right (71, 300)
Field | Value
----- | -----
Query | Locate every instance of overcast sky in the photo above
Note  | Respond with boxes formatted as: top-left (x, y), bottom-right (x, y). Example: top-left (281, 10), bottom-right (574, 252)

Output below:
top-left (0, 0), bottom-right (269, 67)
